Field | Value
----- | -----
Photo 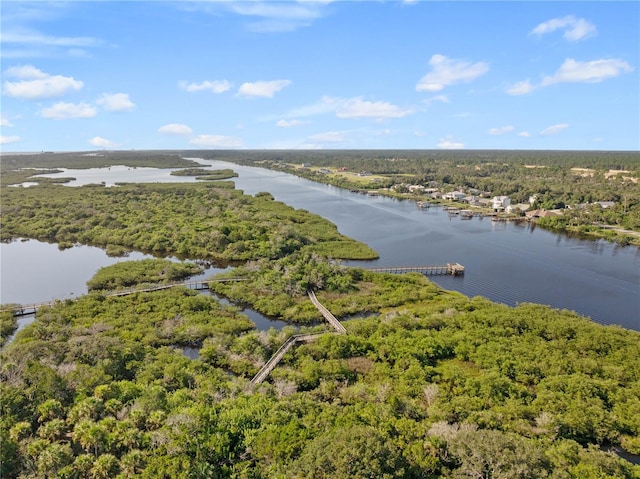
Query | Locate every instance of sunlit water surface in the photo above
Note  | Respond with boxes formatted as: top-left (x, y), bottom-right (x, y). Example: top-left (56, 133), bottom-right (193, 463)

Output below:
top-left (3, 159), bottom-right (638, 331)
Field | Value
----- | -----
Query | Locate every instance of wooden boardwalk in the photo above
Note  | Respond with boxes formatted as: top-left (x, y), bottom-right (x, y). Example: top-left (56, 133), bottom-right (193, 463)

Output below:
top-left (307, 290), bottom-right (347, 334)
top-left (4, 263), bottom-right (465, 317)
top-left (0, 278), bottom-right (244, 316)
top-left (251, 291), bottom-right (346, 384)
top-left (367, 263), bottom-right (464, 276)
top-left (5, 264), bottom-right (463, 382)
top-left (250, 333), bottom-right (329, 384)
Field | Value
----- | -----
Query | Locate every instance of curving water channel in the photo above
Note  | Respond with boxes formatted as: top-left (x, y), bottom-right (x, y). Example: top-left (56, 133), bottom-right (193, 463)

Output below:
top-left (0, 239), bottom-right (290, 335)
top-left (2, 159), bottom-right (638, 331)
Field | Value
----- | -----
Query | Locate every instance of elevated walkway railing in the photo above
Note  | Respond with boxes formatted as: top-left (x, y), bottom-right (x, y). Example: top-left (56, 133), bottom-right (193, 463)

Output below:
top-left (366, 263), bottom-right (464, 276)
top-left (307, 290), bottom-right (347, 334)
top-left (250, 332), bottom-right (330, 384)
top-left (0, 278), bottom-right (246, 316)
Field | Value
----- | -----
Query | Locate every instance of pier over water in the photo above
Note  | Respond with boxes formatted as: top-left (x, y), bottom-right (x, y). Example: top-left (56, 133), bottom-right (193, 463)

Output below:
top-left (366, 263), bottom-right (465, 276)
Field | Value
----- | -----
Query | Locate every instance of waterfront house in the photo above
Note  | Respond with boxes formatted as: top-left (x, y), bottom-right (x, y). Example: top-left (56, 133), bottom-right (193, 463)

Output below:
top-left (443, 191), bottom-right (466, 201)
top-left (491, 195), bottom-right (511, 210)
top-left (463, 195), bottom-right (482, 207)
top-left (507, 203), bottom-right (531, 214)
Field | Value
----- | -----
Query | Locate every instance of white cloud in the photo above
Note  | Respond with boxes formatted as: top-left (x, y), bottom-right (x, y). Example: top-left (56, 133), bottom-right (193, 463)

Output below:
top-left (276, 119), bottom-right (310, 127)
top-left (40, 102), bottom-right (97, 119)
top-left (416, 54), bottom-right (489, 92)
top-left (507, 79), bottom-right (536, 95)
top-left (270, 96), bottom-right (340, 120)
top-left (158, 123), bottom-right (193, 135)
top-left (1, 28), bottom-right (102, 58)
top-left (540, 124), bottom-right (569, 136)
top-left (541, 58), bottom-right (633, 86)
top-left (273, 95), bottom-right (411, 122)
top-left (437, 136), bottom-right (464, 149)
top-left (3, 65), bottom-right (83, 99)
top-left (2, 30), bottom-right (101, 47)
top-left (4, 64), bottom-right (48, 78)
top-left (308, 131), bottom-right (347, 143)
top-left (238, 80), bottom-right (291, 98)
top-left (97, 93), bottom-right (135, 112)
top-left (190, 134), bottom-right (243, 148)
top-left (0, 135), bottom-right (21, 144)
top-left (488, 125), bottom-right (515, 136)
top-left (531, 16), bottom-right (596, 42)
top-left (67, 48), bottom-right (91, 58)
top-left (564, 18), bottom-right (597, 42)
top-left (509, 58), bottom-right (633, 95)
top-left (1, 49), bottom-right (46, 59)
top-left (89, 136), bottom-right (116, 148)
top-left (423, 94), bottom-right (449, 106)
top-left (1, 115), bottom-right (14, 127)
top-left (336, 97), bottom-right (412, 119)
top-left (179, 80), bottom-right (232, 94)
top-left (518, 131), bottom-right (531, 137)
top-left (224, 1), bottom-right (334, 32)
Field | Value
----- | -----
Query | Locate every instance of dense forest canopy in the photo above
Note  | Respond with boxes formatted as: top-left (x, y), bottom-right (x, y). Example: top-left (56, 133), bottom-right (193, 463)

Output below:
top-left (0, 151), bottom-right (197, 173)
top-left (1, 257), bottom-right (639, 478)
top-left (1, 151), bottom-right (639, 478)
top-left (173, 149), bottom-right (640, 169)
top-left (0, 181), bottom-right (377, 261)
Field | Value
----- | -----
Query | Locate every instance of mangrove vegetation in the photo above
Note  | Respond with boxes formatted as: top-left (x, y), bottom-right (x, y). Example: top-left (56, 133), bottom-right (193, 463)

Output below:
top-left (0, 182), bottom-right (377, 261)
top-left (1, 258), bottom-right (639, 478)
top-left (1, 150), bottom-right (639, 478)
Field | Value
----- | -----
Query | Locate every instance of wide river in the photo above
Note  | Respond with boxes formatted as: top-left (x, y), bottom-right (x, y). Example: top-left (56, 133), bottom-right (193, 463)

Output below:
top-left (2, 160), bottom-right (638, 331)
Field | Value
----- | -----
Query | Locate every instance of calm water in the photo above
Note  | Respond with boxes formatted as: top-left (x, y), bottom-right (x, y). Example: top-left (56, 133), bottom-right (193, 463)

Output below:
top-left (4, 160), bottom-right (639, 331)
top-left (1, 239), bottom-right (155, 304)
top-left (0, 239), bottom-right (289, 332)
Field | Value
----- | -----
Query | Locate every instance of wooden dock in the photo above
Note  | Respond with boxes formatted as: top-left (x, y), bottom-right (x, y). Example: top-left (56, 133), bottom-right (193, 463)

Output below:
top-left (308, 290), bottom-right (347, 334)
top-left (367, 263), bottom-right (464, 276)
top-left (250, 333), bottom-right (329, 384)
top-left (0, 278), bottom-right (244, 317)
top-left (251, 291), bottom-right (346, 384)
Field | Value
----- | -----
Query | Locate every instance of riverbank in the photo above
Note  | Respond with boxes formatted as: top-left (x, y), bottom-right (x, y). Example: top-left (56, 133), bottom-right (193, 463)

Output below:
top-left (226, 157), bottom-right (640, 248)
top-left (2, 153), bottom-right (639, 477)
top-left (2, 157), bottom-right (638, 329)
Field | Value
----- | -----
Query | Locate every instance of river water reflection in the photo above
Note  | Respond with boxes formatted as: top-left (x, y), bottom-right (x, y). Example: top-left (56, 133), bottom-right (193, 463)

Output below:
top-left (0, 239), bottom-right (290, 333)
top-left (3, 159), bottom-right (639, 331)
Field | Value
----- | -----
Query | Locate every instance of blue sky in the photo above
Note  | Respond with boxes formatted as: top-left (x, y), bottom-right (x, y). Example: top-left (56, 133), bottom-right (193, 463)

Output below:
top-left (1, 1), bottom-right (638, 151)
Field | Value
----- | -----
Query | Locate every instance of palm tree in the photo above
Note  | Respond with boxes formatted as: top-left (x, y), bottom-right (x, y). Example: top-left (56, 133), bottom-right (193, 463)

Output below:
top-left (72, 419), bottom-right (107, 456)
top-left (90, 453), bottom-right (120, 479)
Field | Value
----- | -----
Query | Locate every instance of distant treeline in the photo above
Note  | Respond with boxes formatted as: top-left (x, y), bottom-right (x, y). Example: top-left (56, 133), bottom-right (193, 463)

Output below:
top-left (184, 148), bottom-right (640, 170)
top-left (2, 149), bottom-right (639, 244)
top-left (187, 149), bottom-right (640, 244)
